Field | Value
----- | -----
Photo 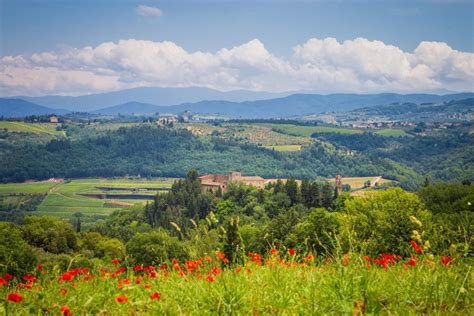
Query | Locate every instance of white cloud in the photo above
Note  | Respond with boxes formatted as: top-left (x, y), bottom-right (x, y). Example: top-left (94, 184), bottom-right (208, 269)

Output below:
top-left (1, 37), bottom-right (473, 96)
top-left (136, 5), bottom-right (163, 17)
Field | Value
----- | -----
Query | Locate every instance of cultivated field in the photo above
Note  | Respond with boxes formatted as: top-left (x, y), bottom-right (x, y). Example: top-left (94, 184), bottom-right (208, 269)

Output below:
top-left (0, 178), bottom-right (175, 218)
top-left (327, 176), bottom-right (390, 190)
top-left (374, 128), bottom-right (409, 137)
top-left (272, 124), bottom-right (364, 137)
top-left (0, 122), bottom-right (64, 136)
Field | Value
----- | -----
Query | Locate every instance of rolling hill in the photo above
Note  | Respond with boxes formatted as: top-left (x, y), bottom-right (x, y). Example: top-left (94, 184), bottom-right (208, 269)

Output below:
top-left (0, 98), bottom-right (68, 118)
top-left (94, 92), bottom-right (474, 118)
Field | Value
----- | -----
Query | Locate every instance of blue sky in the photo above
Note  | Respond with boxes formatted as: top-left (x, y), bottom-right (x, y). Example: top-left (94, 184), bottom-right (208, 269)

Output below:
top-left (2, 0), bottom-right (473, 56)
top-left (0, 0), bottom-right (473, 95)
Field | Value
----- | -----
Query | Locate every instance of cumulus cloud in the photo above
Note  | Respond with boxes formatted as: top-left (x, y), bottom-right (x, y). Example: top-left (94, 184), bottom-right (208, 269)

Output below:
top-left (1, 37), bottom-right (473, 96)
top-left (136, 5), bottom-right (163, 17)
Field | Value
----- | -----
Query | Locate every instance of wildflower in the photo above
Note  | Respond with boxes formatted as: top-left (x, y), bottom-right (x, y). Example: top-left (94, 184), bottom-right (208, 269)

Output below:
top-left (411, 230), bottom-right (422, 243)
top-left (134, 265), bottom-right (142, 272)
top-left (405, 257), bottom-right (417, 267)
top-left (363, 256), bottom-right (372, 262)
top-left (0, 277), bottom-right (8, 287)
top-left (409, 216), bottom-right (423, 227)
top-left (115, 294), bottom-right (128, 303)
top-left (270, 248), bottom-right (279, 255)
top-left (4, 274), bottom-right (13, 281)
top-left (37, 264), bottom-right (43, 271)
top-left (112, 259), bottom-right (120, 265)
top-left (205, 275), bottom-right (215, 282)
top-left (171, 259), bottom-right (178, 264)
top-left (61, 305), bottom-right (71, 316)
top-left (60, 272), bottom-right (74, 282)
top-left (150, 291), bottom-right (161, 300)
top-left (23, 274), bottom-right (37, 283)
top-left (149, 271), bottom-right (158, 278)
top-left (441, 256), bottom-right (453, 266)
top-left (305, 253), bottom-right (314, 261)
top-left (160, 264), bottom-right (167, 270)
top-left (235, 267), bottom-right (242, 273)
top-left (144, 284), bottom-right (152, 289)
top-left (410, 240), bottom-right (423, 254)
top-left (288, 248), bottom-right (296, 256)
top-left (342, 254), bottom-right (350, 266)
top-left (60, 288), bottom-right (68, 296)
top-left (7, 293), bottom-right (23, 303)
top-left (216, 251), bottom-right (225, 260)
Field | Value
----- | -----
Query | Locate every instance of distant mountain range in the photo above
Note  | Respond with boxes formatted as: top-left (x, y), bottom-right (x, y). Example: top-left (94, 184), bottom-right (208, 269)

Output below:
top-left (0, 99), bottom-right (68, 118)
top-left (1, 90), bottom-right (473, 118)
top-left (17, 87), bottom-right (290, 112)
top-left (92, 92), bottom-right (474, 118)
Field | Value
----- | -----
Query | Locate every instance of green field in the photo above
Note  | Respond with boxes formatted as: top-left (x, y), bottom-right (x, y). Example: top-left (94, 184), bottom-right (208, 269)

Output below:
top-left (262, 144), bottom-right (302, 151)
top-left (375, 128), bottom-right (409, 137)
top-left (0, 178), bottom-right (176, 218)
top-left (0, 121), bottom-right (64, 136)
top-left (272, 124), bottom-right (363, 137)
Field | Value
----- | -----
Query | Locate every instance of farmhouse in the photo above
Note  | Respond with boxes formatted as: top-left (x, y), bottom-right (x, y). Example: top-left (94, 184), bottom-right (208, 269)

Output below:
top-left (199, 172), bottom-right (265, 193)
top-left (49, 115), bottom-right (59, 123)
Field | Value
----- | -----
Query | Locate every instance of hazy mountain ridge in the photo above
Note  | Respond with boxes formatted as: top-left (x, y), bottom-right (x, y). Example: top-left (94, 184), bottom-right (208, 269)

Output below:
top-left (0, 99), bottom-right (68, 118)
top-left (93, 92), bottom-right (474, 118)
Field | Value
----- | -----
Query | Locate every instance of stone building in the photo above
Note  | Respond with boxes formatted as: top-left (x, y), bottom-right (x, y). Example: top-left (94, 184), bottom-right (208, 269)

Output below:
top-left (199, 172), bottom-right (265, 193)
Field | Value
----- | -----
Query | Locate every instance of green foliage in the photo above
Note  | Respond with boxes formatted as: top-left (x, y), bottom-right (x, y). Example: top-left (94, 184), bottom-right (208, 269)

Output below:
top-left (21, 216), bottom-right (78, 254)
top-left (126, 229), bottom-right (188, 265)
top-left (340, 188), bottom-right (432, 256)
top-left (295, 208), bottom-right (340, 255)
top-left (0, 222), bottom-right (36, 276)
top-left (223, 217), bottom-right (244, 265)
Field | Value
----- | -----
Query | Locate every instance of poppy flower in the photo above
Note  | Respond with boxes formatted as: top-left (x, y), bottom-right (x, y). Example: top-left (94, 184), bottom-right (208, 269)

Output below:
top-left (215, 251), bottom-right (225, 260)
top-left (115, 294), bottom-right (128, 303)
top-left (61, 305), bottom-right (71, 316)
top-left (4, 274), bottom-right (13, 281)
top-left (150, 291), bottom-right (161, 300)
top-left (60, 272), bottom-right (74, 282)
top-left (405, 257), bottom-right (417, 267)
top-left (0, 277), bottom-right (7, 287)
top-left (37, 264), bottom-right (43, 271)
top-left (7, 292), bottom-right (23, 303)
top-left (410, 240), bottom-right (423, 254)
top-left (441, 256), bottom-right (453, 266)
top-left (23, 274), bottom-right (37, 283)
top-left (288, 248), bottom-right (296, 256)
top-left (134, 265), bottom-right (142, 272)
top-left (205, 275), bottom-right (215, 282)
top-left (112, 259), bottom-right (120, 265)
top-left (270, 248), bottom-right (279, 255)
top-left (144, 284), bottom-right (152, 289)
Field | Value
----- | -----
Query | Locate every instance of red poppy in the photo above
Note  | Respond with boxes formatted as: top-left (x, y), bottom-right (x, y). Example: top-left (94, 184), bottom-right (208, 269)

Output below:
top-left (37, 264), bottom-right (43, 271)
top-left (216, 251), bottom-right (225, 260)
top-left (134, 265), bottom-right (142, 272)
top-left (405, 257), bottom-right (417, 267)
top-left (61, 305), bottom-right (71, 316)
top-left (288, 248), bottom-right (296, 256)
top-left (160, 264), bottom-right (167, 270)
top-left (235, 268), bottom-right (242, 273)
top-left (363, 256), bottom-right (372, 262)
top-left (441, 256), bottom-right (453, 266)
top-left (410, 240), bottom-right (423, 254)
top-left (60, 272), bottom-right (74, 282)
top-left (150, 291), bottom-right (161, 300)
top-left (23, 274), bottom-right (37, 283)
top-left (4, 274), bottom-right (13, 281)
top-left (205, 275), bottom-right (215, 282)
top-left (0, 277), bottom-right (7, 287)
top-left (115, 294), bottom-right (128, 303)
top-left (270, 248), bottom-right (279, 255)
top-left (112, 259), bottom-right (120, 265)
top-left (144, 284), bottom-right (152, 289)
top-left (7, 293), bottom-right (23, 303)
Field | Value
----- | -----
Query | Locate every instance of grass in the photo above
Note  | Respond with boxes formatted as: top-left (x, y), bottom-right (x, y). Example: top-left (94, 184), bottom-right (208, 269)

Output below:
top-left (0, 253), bottom-right (470, 314)
top-left (272, 124), bottom-right (363, 137)
top-left (327, 176), bottom-right (389, 190)
top-left (0, 121), bottom-right (64, 136)
top-left (0, 178), bottom-right (175, 218)
top-left (375, 128), bottom-right (409, 137)
top-left (262, 144), bottom-right (302, 152)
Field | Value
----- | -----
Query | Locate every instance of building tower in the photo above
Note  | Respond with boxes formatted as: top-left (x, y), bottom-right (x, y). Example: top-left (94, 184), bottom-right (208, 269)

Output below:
top-left (335, 175), bottom-right (343, 194)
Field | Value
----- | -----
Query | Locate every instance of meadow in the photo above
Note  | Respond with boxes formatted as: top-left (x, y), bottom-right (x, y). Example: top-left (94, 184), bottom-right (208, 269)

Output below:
top-left (0, 248), bottom-right (470, 315)
top-left (0, 178), bottom-right (175, 218)
top-left (0, 122), bottom-right (64, 136)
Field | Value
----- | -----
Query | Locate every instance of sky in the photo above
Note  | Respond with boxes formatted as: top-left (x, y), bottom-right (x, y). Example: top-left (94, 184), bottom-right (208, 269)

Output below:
top-left (0, 0), bottom-right (473, 96)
